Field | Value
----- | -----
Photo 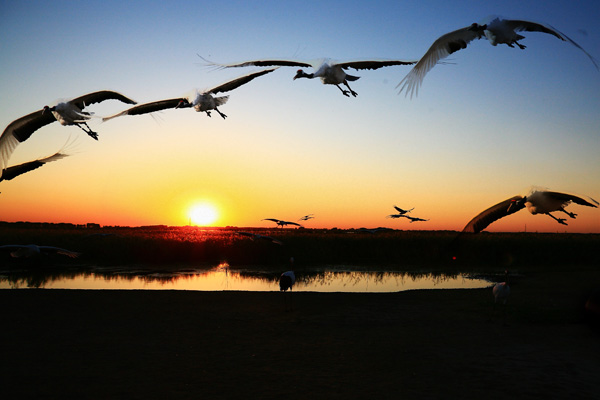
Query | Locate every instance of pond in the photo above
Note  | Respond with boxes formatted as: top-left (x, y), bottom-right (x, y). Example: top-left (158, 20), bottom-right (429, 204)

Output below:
top-left (0, 263), bottom-right (493, 292)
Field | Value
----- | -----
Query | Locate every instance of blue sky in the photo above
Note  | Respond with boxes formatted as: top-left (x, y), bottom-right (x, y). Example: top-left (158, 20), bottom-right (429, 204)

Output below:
top-left (1, 0), bottom-right (599, 232)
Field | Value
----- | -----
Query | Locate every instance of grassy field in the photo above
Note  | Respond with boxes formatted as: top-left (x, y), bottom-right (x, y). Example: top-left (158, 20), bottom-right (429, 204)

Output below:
top-left (1, 222), bottom-right (599, 271)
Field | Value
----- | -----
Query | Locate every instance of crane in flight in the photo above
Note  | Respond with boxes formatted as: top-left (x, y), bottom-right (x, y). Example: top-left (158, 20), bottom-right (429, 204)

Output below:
top-left (102, 69), bottom-right (277, 121)
top-left (398, 16), bottom-right (599, 98)
top-left (200, 56), bottom-right (417, 97)
top-left (262, 218), bottom-right (303, 228)
top-left (0, 90), bottom-right (136, 175)
top-left (461, 188), bottom-right (598, 233)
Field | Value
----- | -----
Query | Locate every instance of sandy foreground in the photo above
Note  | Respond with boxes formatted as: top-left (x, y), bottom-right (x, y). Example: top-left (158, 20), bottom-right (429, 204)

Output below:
top-left (1, 286), bottom-right (599, 399)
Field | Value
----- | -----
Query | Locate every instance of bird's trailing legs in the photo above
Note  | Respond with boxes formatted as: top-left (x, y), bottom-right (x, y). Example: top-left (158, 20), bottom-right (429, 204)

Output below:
top-left (559, 208), bottom-right (577, 219)
top-left (546, 212), bottom-right (567, 225)
top-left (215, 107), bottom-right (227, 119)
top-left (75, 122), bottom-right (99, 140)
top-left (344, 80), bottom-right (358, 97)
top-left (334, 80), bottom-right (358, 97)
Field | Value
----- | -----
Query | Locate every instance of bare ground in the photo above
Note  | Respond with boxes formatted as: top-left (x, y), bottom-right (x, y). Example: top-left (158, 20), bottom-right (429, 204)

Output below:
top-left (2, 279), bottom-right (600, 399)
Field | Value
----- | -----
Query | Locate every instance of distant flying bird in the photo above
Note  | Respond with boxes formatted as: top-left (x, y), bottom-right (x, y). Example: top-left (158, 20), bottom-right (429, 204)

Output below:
top-left (235, 231), bottom-right (283, 245)
top-left (0, 150), bottom-right (68, 182)
top-left (400, 215), bottom-right (429, 223)
top-left (201, 56), bottom-right (417, 97)
top-left (102, 69), bottom-right (277, 121)
top-left (462, 188), bottom-right (599, 233)
top-left (0, 244), bottom-right (81, 259)
top-left (397, 16), bottom-right (599, 98)
top-left (0, 91), bottom-right (136, 175)
top-left (393, 206), bottom-right (414, 214)
top-left (262, 218), bottom-right (303, 228)
top-left (298, 214), bottom-right (314, 221)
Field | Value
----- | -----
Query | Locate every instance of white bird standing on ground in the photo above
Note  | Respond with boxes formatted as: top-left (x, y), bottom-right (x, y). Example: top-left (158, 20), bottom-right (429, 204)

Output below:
top-left (0, 244), bottom-right (81, 258)
top-left (280, 257), bottom-right (296, 311)
top-left (397, 16), bottom-right (599, 98)
top-left (0, 150), bottom-right (69, 182)
top-left (491, 270), bottom-right (511, 324)
top-left (0, 91), bottom-right (136, 175)
top-left (201, 56), bottom-right (417, 97)
top-left (102, 69), bottom-right (277, 122)
top-left (462, 188), bottom-right (599, 233)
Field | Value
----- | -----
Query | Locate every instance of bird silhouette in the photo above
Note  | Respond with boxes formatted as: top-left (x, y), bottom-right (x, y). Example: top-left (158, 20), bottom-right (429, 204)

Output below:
top-left (102, 69), bottom-right (276, 121)
top-left (398, 16), bottom-right (599, 98)
top-left (298, 214), bottom-right (315, 221)
top-left (0, 90), bottom-right (136, 175)
top-left (462, 188), bottom-right (598, 233)
top-left (393, 206), bottom-right (414, 214)
top-left (262, 218), bottom-right (303, 228)
top-left (390, 214), bottom-right (429, 223)
top-left (201, 56), bottom-right (417, 97)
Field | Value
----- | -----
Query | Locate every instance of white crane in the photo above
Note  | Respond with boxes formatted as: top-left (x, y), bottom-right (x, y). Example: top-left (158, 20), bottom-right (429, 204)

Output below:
top-left (201, 56), bottom-right (417, 97)
top-left (491, 270), bottom-right (511, 324)
top-left (462, 188), bottom-right (599, 233)
top-left (102, 69), bottom-right (277, 121)
top-left (0, 91), bottom-right (136, 175)
top-left (0, 150), bottom-right (68, 182)
top-left (398, 16), bottom-right (599, 98)
top-left (262, 218), bottom-right (303, 228)
top-left (0, 244), bottom-right (81, 259)
top-left (280, 257), bottom-right (296, 311)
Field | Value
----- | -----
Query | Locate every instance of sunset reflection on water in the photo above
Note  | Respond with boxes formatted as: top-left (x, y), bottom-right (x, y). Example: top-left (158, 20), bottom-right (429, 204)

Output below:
top-left (0, 266), bottom-right (491, 292)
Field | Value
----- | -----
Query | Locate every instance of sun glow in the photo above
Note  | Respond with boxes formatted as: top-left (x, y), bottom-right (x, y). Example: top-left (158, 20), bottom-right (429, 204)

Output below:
top-left (188, 203), bottom-right (219, 226)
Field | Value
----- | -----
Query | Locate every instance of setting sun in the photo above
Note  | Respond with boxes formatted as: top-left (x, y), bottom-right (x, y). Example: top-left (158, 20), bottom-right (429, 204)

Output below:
top-left (188, 203), bottom-right (219, 226)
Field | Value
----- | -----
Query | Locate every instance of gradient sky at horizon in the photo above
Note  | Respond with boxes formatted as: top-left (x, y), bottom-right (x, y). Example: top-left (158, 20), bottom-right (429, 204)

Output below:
top-left (1, 0), bottom-right (599, 232)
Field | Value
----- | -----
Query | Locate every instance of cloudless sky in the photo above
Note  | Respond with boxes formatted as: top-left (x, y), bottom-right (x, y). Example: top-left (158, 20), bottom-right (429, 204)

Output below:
top-left (1, 0), bottom-right (599, 232)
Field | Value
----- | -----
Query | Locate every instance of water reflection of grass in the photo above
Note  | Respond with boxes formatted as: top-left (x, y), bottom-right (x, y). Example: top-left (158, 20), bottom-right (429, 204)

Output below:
top-left (0, 265), bottom-right (483, 291)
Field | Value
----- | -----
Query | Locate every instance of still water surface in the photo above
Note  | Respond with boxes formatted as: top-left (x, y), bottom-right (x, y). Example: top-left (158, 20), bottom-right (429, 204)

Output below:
top-left (0, 264), bottom-right (492, 292)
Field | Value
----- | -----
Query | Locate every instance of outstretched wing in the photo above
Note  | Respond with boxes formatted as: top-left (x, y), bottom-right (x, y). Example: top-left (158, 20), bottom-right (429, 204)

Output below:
top-left (545, 191), bottom-right (599, 208)
top-left (70, 90), bottom-right (137, 110)
top-left (200, 55), bottom-right (312, 69)
top-left (102, 98), bottom-right (186, 121)
top-left (1, 151), bottom-right (69, 182)
top-left (39, 246), bottom-right (81, 258)
top-left (262, 218), bottom-right (281, 223)
top-left (337, 59), bottom-right (417, 71)
top-left (0, 110), bottom-right (56, 175)
top-left (505, 20), bottom-right (599, 70)
top-left (208, 68), bottom-right (278, 94)
top-left (397, 25), bottom-right (483, 98)
top-left (462, 195), bottom-right (524, 233)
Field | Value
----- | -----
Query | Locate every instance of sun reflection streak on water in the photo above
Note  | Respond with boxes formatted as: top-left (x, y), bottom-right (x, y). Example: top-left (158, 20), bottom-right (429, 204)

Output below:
top-left (0, 265), bottom-right (492, 292)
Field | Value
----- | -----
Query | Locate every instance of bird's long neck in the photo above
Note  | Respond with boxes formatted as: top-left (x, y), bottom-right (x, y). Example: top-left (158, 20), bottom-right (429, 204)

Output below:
top-left (296, 71), bottom-right (314, 79)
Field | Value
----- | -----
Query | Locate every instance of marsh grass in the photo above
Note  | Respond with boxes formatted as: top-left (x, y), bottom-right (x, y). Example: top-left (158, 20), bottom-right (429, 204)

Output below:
top-left (1, 223), bottom-right (598, 273)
